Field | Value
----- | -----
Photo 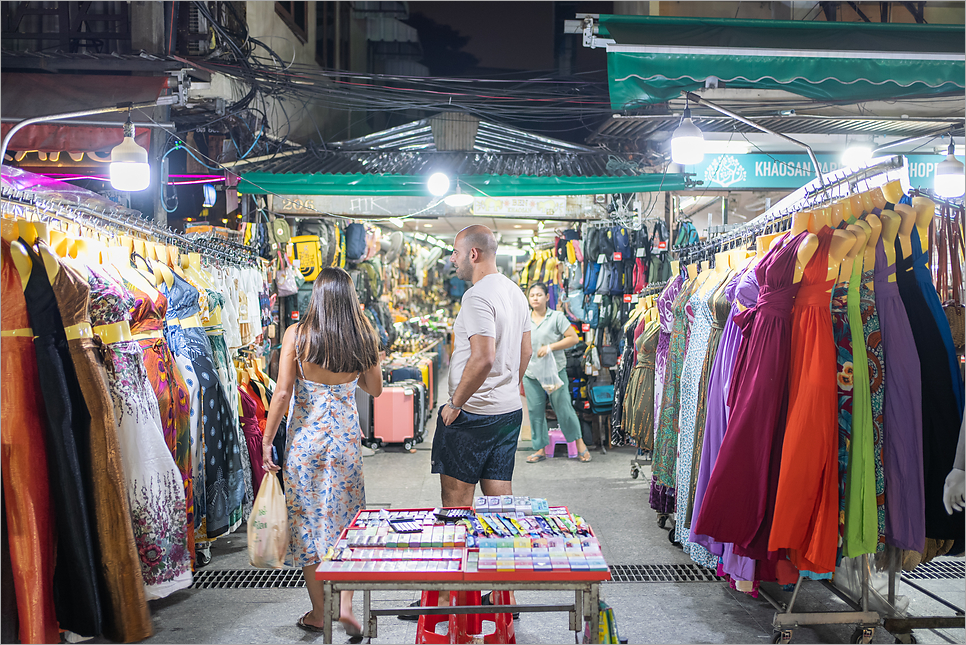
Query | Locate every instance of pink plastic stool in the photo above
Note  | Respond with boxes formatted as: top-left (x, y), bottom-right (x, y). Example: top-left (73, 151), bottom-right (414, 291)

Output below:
top-left (546, 427), bottom-right (579, 459)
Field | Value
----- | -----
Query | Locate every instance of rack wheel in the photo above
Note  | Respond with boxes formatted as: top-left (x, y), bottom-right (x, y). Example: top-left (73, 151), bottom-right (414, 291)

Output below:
top-left (894, 634), bottom-right (917, 644)
top-left (850, 627), bottom-right (874, 644)
top-left (403, 439), bottom-right (414, 451)
top-left (667, 526), bottom-right (679, 545)
top-left (770, 629), bottom-right (792, 644)
top-left (630, 464), bottom-right (640, 479)
top-left (367, 439), bottom-right (380, 450)
top-left (657, 514), bottom-right (668, 529)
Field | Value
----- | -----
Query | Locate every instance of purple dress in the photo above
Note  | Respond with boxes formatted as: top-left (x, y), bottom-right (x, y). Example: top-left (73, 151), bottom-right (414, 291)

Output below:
top-left (650, 275), bottom-right (682, 514)
top-left (692, 232), bottom-right (808, 551)
top-left (873, 237), bottom-right (924, 552)
top-left (691, 264), bottom-right (759, 581)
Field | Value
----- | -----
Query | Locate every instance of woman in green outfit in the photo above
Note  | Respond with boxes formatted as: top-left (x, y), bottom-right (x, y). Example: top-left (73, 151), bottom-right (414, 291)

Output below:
top-left (523, 283), bottom-right (592, 463)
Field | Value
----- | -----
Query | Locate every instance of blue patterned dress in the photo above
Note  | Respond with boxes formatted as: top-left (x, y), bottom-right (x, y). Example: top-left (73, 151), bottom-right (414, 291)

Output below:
top-left (284, 360), bottom-right (365, 567)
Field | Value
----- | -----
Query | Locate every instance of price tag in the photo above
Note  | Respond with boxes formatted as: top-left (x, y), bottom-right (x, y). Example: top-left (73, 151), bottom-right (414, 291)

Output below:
top-left (631, 295), bottom-right (640, 303)
top-left (596, 254), bottom-right (606, 264)
top-left (583, 401), bottom-right (590, 410)
top-left (657, 241), bottom-right (668, 251)
top-left (581, 324), bottom-right (590, 332)
top-left (594, 294), bottom-right (603, 303)
top-left (291, 311), bottom-right (300, 321)
top-left (636, 248), bottom-right (646, 257)
top-left (613, 252), bottom-right (622, 261)
top-left (623, 294), bottom-right (632, 303)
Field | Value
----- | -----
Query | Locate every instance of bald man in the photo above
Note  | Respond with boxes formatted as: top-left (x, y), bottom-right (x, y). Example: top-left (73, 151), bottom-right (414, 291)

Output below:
top-left (433, 225), bottom-right (532, 507)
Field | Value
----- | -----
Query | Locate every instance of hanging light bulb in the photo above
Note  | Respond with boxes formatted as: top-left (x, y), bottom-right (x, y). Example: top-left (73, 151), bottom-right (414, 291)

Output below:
top-left (935, 139), bottom-right (965, 198)
top-left (427, 172), bottom-right (450, 197)
top-left (443, 181), bottom-right (474, 207)
top-left (670, 101), bottom-right (704, 166)
top-left (109, 115), bottom-right (150, 191)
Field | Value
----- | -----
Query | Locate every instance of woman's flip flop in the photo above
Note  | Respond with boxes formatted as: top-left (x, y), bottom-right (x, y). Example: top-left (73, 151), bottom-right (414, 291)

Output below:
top-left (578, 450), bottom-right (592, 463)
top-left (526, 453), bottom-right (546, 463)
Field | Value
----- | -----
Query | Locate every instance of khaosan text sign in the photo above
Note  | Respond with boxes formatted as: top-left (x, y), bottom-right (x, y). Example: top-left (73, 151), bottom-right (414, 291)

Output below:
top-left (688, 154), bottom-right (945, 190)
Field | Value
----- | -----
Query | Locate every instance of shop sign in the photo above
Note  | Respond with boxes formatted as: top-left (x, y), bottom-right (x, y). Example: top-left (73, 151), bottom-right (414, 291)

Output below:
top-left (689, 154), bottom-right (945, 190)
top-left (472, 196), bottom-right (567, 217)
top-left (269, 194), bottom-right (447, 217)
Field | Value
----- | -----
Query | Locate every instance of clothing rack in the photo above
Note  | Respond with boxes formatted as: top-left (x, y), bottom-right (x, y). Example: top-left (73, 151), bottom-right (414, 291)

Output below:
top-left (640, 280), bottom-right (668, 297)
top-left (1, 176), bottom-right (259, 268)
top-left (675, 155), bottom-right (907, 266)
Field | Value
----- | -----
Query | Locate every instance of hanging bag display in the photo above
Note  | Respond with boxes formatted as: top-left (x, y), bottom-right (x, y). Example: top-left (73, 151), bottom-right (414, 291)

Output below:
top-left (247, 473), bottom-right (289, 569)
top-left (937, 204), bottom-right (965, 349)
top-left (275, 252), bottom-right (302, 297)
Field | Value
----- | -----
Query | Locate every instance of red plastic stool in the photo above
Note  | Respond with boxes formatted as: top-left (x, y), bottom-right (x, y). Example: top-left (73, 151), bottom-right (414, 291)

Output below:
top-left (415, 590), bottom-right (516, 644)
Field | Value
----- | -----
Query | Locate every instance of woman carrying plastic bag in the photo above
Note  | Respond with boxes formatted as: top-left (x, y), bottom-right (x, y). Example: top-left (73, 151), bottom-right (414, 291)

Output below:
top-left (248, 473), bottom-right (289, 569)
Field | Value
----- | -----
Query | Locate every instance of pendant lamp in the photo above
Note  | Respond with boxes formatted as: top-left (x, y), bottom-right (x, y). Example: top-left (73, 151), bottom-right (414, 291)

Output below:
top-left (109, 115), bottom-right (150, 191)
top-left (670, 102), bottom-right (704, 166)
top-left (935, 139), bottom-right (965, 198)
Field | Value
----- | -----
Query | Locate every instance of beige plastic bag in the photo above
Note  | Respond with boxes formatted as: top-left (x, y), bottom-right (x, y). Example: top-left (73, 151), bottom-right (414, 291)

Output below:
top-left (248, 473), bottom-right (289, 568)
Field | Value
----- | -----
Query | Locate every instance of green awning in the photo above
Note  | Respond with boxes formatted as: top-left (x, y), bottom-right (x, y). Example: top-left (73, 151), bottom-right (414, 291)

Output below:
top-left (237, 172), bottom-right (689, 196)
top-left (599, 15), bottom-right (965, 108)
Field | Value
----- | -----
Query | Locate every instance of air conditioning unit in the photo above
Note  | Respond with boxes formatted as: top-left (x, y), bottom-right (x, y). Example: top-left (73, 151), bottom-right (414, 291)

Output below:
top-left (187, 3), bottom-right (209, 56)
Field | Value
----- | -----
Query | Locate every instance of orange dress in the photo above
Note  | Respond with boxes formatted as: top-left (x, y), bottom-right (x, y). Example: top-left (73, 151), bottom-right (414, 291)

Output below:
top-left (0, 242), bottom-right (59, 643)
top-left (769, 228), bottom-right (839, 575)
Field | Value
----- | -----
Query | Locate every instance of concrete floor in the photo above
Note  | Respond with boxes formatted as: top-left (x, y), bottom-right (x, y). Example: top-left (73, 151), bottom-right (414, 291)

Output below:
top-left (124, 382), bottom-right (965, 645)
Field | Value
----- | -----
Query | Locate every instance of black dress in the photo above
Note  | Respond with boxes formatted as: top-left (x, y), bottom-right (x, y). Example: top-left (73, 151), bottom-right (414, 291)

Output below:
top-left (894, 237), bottom-right (965, 544)
top-left (20, 241), bottom-right (102, 637)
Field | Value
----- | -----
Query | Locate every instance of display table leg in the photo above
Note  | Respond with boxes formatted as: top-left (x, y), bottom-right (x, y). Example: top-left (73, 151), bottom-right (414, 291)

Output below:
top-left (364, 589), bottom-right (375, 638)
top-left (588, 583), bottom-right (600, 644)
top-left (322, 581), bottom-right (334, 644)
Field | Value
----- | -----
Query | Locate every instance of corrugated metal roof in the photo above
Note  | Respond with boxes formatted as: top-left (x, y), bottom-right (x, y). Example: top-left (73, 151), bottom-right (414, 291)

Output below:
top-left (588, 114), bottom-right (966, 144)
top-left (332, 115), bottom-right (598, 154)
top-left (241, 148), bottom-right (653, 178)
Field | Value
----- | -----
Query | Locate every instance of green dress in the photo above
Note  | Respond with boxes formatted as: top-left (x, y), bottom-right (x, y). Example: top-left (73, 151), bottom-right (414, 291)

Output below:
top-left (845, 255), bottom-right (877, 556)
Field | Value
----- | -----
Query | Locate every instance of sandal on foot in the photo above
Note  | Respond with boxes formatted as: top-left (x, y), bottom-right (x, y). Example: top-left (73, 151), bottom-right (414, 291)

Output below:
top-left (339, 617), bottom-right (363, 638)
top-left (297, 612), bottom-right (325, 633)
top-left (481, 592), bottom-right (520, 620)
top-left (578, 450), bottom-right (592, 463)
top-left (526, 453), bottom-right (546, 463)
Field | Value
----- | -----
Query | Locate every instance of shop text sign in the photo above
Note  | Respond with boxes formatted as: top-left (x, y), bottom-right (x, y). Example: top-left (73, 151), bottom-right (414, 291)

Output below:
top-left (473, 196), bottom-right (566, 217)
top-left (690, 154), bottom-right (944, 190)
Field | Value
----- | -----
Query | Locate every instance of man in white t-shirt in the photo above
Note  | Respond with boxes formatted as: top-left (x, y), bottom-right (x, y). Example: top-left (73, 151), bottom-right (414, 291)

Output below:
top-left (432, 225), bottom-right (532, 507)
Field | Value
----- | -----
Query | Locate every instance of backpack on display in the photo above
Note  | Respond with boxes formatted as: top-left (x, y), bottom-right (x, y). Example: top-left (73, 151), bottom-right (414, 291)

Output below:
top-left (584, 262), bottom-right (601, 295)
top-left (596, 263), bottom-right (611, 294)
top-left (583, 295), bottom-right (600, 328)
top-left (583, 226), bottom-right (600, 261)
top-left (613, 226), bottom-right (631, 256)
top-left (608, 262), bottom-right (624, 295)
top-left (598, 228), bottom-right (616, 257)
top-left (345, 223), bottom-right (367, 261)
top-left (589, 384), bottom-right (614, 415)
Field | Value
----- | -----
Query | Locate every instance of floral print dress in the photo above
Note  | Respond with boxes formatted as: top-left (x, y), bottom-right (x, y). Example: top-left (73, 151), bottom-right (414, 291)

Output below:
top-left (284, 360), bottom-right (365, 568)
top-left (88, 266), bottom-right (191, 598)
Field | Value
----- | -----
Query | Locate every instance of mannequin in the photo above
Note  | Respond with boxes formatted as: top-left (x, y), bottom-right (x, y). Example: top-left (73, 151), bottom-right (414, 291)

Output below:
top-left (670, 259), bottom-right (681, 277)
top-left (878, 209), bottom-right (901, 280)
top-left (859, 190), bottom-right (876, 216)
top-left (881, 180), bottom-right (903, 204)
top-left (809, 205), bottom-right (857, 283)
top-left (686, 262), bottom-right (699, 280)
top-left (832, 199), bottom-right (854, 228)
top-left (870, 187), bottom-right (888, 211)
top-left (793, 233), bottom-right (820, 285)
top-left (848, 192), bottom-right (863, 218)
top-left (790, 210), bottom-right (811, 237)
top-left (894, 202), bottom-right (917, 262)
top-left (859, 215), bottom-right (881, 282)
top-left (184, 252), bottom-right (213, 289)
top-left (911, 195), bottom-right (936, 253)
top-left (838, 224), bottom-right (868, 285)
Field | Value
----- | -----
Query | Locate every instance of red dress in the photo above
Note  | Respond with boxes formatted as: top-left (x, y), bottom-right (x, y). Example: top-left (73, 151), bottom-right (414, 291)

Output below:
top-left (769, 228), bottom-right (839, 574)
top-left (0, 242), bottom-right (59, 644)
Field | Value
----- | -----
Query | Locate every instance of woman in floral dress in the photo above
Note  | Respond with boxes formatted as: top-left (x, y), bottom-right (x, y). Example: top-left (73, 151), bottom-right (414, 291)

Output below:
top-left (262, 268), bottom-right (383, 638)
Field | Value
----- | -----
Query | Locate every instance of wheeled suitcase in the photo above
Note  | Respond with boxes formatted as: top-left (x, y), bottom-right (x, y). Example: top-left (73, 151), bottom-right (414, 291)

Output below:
top-left (417, 358), bottom-right (434, 408)
top-left (356, 387), bottom-right (373, 443)
top-left (394, 378), bottom-right (426, 442)
top-left (372, 384), bottom-right (417, 450)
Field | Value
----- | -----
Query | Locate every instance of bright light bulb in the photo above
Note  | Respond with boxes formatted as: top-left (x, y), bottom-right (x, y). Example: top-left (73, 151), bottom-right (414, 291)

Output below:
top-left (670, 110), bottom-right (704, 166)
top-left (109, 121), bottom-right (150, 191)
top-left (427, 172), bottom-right (450, 196)
top-left (842, 146), bottom-right (872, 167)
top-left (444, 192), bottom-right (474, 207)
top-left (935, 146), bottom-right (965, 198)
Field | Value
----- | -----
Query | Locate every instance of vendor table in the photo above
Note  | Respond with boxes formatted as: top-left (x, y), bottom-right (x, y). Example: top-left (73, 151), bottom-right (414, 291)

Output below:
top-left (318, 578), bottom-right (603, 643)
top-left (315, 505), bottom-right (610, 643)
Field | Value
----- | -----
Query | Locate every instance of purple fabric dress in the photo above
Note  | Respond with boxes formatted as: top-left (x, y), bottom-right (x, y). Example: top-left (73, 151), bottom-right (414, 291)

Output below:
top-left (873, 237), bottom-right (924, 552)
top-left (692, 232), bottom-right (808, 550)
top-left (691, 264), bottom-right (759, 581)
top-left (650, 275), bottom-right (682, 514)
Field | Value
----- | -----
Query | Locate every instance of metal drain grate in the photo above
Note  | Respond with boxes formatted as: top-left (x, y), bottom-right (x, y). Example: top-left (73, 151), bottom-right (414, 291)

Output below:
top-left (607, 563), bottom-right (722, 583)
top-left (192, 568), bottom-right (305, 589)
top-left (902, 559), bottom-right (966, 581)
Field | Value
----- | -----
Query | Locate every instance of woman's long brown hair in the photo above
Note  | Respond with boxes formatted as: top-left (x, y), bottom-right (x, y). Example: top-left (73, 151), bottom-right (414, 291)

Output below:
top-left (295, 267), bottom-right (379, 374)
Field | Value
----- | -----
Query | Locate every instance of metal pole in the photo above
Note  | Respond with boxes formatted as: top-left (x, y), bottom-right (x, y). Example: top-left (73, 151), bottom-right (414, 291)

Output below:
top-left (0, 117), bottom-right (175, 129)
top-left (1, 100), bottom-right (162, 167)
top-left (684, 91), bottom-right (826, 187)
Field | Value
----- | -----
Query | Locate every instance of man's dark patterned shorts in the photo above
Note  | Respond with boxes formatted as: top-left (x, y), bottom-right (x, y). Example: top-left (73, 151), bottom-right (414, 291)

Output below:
top-left (431, 408), bottom-right (522, 485)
